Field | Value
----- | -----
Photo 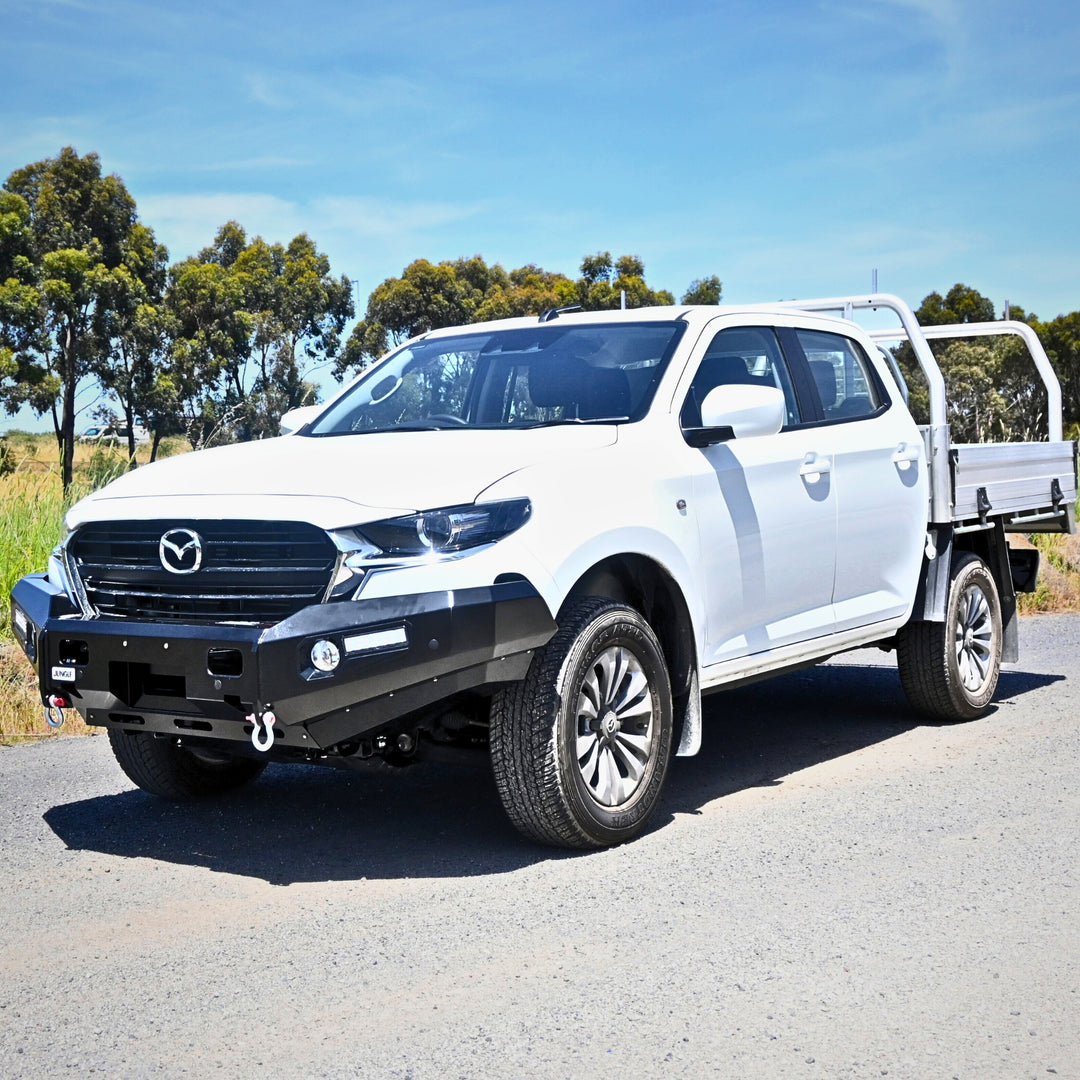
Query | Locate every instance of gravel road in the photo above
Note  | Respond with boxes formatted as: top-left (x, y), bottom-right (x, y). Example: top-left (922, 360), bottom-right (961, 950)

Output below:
top-left (1, 614), bottom-right (1078, 1080)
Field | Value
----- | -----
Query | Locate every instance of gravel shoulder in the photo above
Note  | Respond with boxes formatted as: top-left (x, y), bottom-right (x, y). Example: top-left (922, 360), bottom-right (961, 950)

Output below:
top-left (1, 615), bottom-right (1078, 1080)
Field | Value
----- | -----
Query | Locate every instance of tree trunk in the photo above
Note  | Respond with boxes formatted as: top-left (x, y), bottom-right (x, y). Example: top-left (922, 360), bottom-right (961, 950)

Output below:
top-left (60, 327), bottom-right (77, 493)
top-left (61, 374), bottom-right (76, 492)
top-left (122, 404), bottom-right (137, 467)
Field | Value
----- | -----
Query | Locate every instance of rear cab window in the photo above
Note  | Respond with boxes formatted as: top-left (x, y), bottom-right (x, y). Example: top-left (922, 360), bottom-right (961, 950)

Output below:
top-left (795, 328), bottom-right (887, 422)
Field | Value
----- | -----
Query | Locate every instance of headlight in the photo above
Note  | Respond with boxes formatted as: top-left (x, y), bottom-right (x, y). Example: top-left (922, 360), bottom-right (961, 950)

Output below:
top-left (357, 498), bottom-right (531, 556)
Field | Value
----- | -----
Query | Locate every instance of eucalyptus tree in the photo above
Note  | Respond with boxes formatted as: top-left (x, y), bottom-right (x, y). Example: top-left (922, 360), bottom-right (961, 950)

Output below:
top-left (1040, 312), bottom-right (1080, 430)
top-left (338, 252), bottom-right (686, 378)
top-left (575, 251), bottom-right (675, 311)
top-left (234, 231), bottom-right (353, 440)
top-left (91, 221), bottom-right (170, 462)
top-left (0, 148), bottom-right (146, 489)
top-left (682, 275), bottom-right (723, 305)
top-left (166, 222), bottom-right (353, 446)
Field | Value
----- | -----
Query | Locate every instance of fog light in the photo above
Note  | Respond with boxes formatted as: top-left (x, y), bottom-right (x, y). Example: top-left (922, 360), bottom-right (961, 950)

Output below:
top-left (310, 639), bottom-right (341, 672)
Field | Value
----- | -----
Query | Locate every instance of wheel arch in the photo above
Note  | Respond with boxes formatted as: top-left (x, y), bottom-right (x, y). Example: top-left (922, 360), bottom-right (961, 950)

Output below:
top-left (915, 521), bottom-right (1019, 663)
top-left (563, 553), bottom-right (701, 755)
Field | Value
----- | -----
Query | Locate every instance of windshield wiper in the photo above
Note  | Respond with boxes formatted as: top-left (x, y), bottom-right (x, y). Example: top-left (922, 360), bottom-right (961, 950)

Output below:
top-left (515, 416), bottom-right (629, 429)
top-left (369, 421), bottom-right (472, 433)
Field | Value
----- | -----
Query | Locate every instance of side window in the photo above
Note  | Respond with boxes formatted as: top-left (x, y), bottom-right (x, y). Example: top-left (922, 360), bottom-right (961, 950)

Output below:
top-left (796, 329), bottom-right (884, 421)
top-left (680, 326), bottom-right (801, 429)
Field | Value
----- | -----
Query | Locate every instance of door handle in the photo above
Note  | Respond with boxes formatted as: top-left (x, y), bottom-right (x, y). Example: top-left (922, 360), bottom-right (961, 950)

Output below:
top-left (799, 453), bottom-right (832, 482)
top-left (891, 442), bottom-right (920, 470)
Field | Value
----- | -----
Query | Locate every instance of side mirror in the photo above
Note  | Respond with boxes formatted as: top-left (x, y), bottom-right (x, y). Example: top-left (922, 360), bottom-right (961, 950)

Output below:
top-left (699, 383), bottom-right (786, 440)
top-left (279, 404), bottom-right (323, 435)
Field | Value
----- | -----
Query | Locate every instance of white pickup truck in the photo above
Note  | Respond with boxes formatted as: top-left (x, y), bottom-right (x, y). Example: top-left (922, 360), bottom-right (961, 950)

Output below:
top-left (11, 294), bottom-right (1077, 848)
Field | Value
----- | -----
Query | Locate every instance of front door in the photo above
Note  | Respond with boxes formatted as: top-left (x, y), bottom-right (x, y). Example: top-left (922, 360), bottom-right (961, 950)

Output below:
top-left (681, 324), bottom-right (838, 665)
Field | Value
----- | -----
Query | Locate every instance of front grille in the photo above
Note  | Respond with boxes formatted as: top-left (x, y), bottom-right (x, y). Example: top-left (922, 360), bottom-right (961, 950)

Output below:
top-left (69, 520), bottom-right (338, 624)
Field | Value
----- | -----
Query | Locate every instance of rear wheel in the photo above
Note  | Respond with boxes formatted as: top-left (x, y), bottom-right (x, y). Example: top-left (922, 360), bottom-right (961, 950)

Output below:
top-left (108, 731), bottom-right (266, 798)
top-left (897, 552), bottom-right (1002, 721)
top-left (491, 598), bottom-right (674, 849)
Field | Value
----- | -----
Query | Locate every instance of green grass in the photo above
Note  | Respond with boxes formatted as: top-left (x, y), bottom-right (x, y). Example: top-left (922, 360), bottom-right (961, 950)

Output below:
top-left (0, 468), bottom-right (89, 743)
top-left (0, 434), bottom-right (181, 633)
top-left (0, 471), bottom-right (67, 631)
top-left (0, 433), bottom-right (164, 743)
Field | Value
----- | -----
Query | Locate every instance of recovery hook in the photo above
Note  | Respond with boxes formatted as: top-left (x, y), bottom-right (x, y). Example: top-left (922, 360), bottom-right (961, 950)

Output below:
top-left (45, 694), bottom-right (67, 729)
top-left (248, 709), bottom-right (277, 752)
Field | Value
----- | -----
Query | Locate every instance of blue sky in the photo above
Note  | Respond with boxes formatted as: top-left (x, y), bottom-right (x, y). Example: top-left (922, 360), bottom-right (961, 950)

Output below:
top-left (2, 0), bottom-right (1079, 426)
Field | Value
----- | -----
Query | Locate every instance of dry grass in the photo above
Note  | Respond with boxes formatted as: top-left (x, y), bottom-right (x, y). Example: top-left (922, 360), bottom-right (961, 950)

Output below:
top-left (0, 644), bottom-right (92, 744)
top-left (1, 429), bottom-right (161, 475)
top-left (1019, 529), bottom-right (1080, 614)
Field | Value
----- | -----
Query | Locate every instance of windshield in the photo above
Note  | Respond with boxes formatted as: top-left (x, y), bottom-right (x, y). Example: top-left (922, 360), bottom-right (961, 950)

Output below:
top-left (308, 321), bottom-right (686, 435)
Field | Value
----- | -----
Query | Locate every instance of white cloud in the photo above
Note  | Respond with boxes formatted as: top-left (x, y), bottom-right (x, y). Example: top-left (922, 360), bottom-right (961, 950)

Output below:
top-left (311, 195), bottom-right (486, 237)
top-left (189, 156), bottom-right (308, 172)
top-left (244, 74), bottom-right (288, 109)
top-left (137, 193), bottom-right (305, 257)
top-left (136, 191), bottom-right (490, 292)
top-left (0, 117), bottom-right (100, 168)
top-left (873, 0), bottom-right (964, 27)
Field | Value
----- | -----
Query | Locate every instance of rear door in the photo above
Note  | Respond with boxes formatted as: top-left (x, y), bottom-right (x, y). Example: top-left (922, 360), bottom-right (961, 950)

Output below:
top-left (791, 327), bottom-right (928, 631)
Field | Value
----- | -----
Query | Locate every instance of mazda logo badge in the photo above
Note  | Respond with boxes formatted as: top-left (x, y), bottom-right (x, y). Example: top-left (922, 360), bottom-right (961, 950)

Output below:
top-left (159, 528), bottom-right (203, 575)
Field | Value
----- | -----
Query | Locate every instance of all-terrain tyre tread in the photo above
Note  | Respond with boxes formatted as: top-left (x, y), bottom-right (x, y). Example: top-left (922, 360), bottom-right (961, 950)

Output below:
top-left (490, 597), bottom-right (671, 849)
top-left (896, 618), bottom-right (955, 718)
top-left (108, 730), bottom-right (266, 799)
top-left (897, 552), bottom-right (1001, 722)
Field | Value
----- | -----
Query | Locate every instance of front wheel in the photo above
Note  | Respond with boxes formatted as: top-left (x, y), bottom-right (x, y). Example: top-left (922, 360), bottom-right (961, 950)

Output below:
top-left (490, 598), bottom-right (674, 849)
top-left (108, 731), bottom-right (267, 798)
top-left (897, 552), bottom-right (1003, 721)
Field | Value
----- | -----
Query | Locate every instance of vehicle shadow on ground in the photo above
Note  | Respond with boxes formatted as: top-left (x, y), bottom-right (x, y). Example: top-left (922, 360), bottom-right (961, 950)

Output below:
top-left (43, 661), bottom-right (1062, 885)
top-left (665, 661), bottom-right (1061, 815)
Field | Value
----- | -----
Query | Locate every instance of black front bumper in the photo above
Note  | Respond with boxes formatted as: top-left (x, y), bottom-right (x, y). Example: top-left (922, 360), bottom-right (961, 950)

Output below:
top-left (10, 574), bottom-right (555, 751)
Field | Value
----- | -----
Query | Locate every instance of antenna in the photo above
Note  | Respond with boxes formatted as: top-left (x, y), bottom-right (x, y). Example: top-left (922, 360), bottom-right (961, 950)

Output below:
top-left (872, 268), bottom-right (878, 293)
top-left (538, 305), bottom-right (582, 323)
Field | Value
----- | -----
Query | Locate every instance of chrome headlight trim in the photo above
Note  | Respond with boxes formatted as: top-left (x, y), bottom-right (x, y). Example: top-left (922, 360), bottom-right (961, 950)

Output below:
top-left (355, 498), bottom-right (532, 558)
top-left (48, 537), bottom-right (94, 617)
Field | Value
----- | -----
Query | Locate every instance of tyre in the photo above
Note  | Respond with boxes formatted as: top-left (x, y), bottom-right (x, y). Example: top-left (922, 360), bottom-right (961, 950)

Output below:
top-left (897, 552), bottom-right (1002, 721)
top-left (108, 730), bottom-right (266, 799)
top-left (490, 597), bottom-right (674, 849)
